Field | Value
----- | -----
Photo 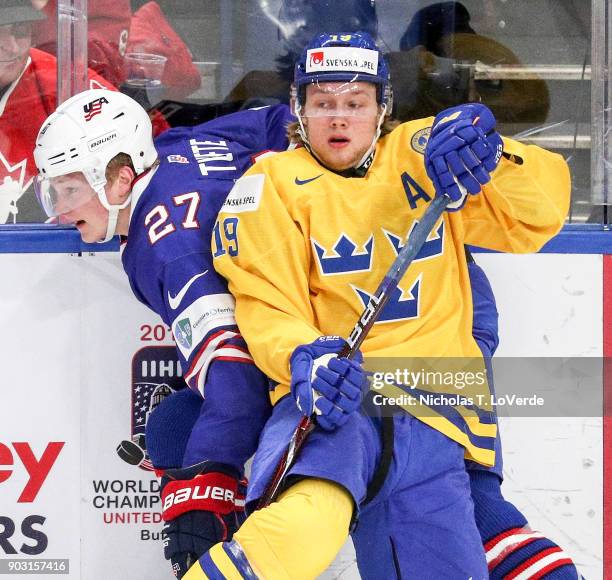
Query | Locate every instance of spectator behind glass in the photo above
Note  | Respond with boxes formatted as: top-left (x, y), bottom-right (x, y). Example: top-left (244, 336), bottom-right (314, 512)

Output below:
top-left (127, 1), bottom-right (201, 101)
top-left (0, 0), bottom-right (115, 224)
top-left (30, 0), bottom-right (130, 87)
top-left (32, 0), bottom-right (201, 102)
top-left (389, 1), bottom-right (550, 124)
top-left (224, 0), bottom-right (378, 108)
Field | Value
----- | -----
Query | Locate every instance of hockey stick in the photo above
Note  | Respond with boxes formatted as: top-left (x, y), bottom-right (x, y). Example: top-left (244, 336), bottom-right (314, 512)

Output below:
top-left (257, 193), bottom-right (452, 509)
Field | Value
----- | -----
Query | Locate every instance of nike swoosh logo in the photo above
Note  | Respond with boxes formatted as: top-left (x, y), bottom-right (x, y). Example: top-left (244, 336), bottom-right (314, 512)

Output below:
top-left (295, 174), bottom-right (323, 186)
top-left (168, 270), bottom-right (208, 310)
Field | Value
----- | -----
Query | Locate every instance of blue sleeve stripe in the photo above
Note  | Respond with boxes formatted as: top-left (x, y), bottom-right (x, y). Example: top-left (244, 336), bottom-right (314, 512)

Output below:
top-left (222, 541), bottom-right (259, 579)
top-left (198, 552), bottom-right (227, 580)
top-left (409, 385), bottom-right (496, 421)
top-left (391, 385), bottom-right (497, 452)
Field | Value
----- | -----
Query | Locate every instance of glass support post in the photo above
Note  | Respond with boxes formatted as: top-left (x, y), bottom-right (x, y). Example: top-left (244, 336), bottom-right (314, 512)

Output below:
top-left (56, 0), bottom-right (88, 105)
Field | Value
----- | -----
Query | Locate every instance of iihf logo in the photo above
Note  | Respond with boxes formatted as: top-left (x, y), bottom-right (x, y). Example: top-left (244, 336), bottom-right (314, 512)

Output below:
top-left (83, 96), bottom-right (109, 122)
top-left (312, 234), bottom-right (374, 275)
top-left (116, 346), bottom-right (187, 471)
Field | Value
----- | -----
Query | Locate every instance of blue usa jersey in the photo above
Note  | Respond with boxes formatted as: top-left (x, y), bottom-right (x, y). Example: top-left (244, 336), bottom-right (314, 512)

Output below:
top-left (121, 104), bottom-right (293, 470)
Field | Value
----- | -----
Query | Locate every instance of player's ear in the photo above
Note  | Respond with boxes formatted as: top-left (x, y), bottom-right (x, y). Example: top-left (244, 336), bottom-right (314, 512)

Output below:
top-left (108, 165), bottom-right (135, 203)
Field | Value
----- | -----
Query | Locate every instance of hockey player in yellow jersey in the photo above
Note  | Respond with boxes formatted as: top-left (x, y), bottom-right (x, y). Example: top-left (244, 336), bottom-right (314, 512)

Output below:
top-left (184, 31), bottom-right (571, 579)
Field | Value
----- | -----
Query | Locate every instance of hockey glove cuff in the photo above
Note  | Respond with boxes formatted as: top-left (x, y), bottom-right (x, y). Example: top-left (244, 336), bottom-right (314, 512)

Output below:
top-left (159, 464), bottom-right (246, 579)
top-left (290, 336), bottom-right (367, 431)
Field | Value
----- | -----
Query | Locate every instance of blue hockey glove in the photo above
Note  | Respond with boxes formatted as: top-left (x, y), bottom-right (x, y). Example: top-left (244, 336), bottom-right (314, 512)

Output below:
top-left (425, 103), bottom-right (504, 210)
top-left (290, 336), bottom-right (367, 431)
top-left (159, 464), bottom-right (246, 579)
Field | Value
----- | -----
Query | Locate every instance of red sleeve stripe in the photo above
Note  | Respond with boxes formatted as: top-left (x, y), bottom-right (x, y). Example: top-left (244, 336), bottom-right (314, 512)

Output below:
top-left (185, 330), bottom-right (239, 395)
top-left (486, 532), bottom-right (542, 570)
top-left (187, 343), bottom-right (254, 397)
top-left (215, 356), bottom-right (255, 364)
top-left (484, 526), bottom-right (531, 551)
top-left (505, 546), bottom-right (574, 580)
top-left (191, 348), bottom-right (254, 396)
top-left (186, 329), bottom-right (239, 377)
top-left (212, 347), bottom-right (253, 362)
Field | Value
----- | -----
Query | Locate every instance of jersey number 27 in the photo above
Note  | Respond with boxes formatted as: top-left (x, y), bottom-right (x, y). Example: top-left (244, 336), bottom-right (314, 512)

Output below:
top-left (144, 191), bottom-right (201, 244)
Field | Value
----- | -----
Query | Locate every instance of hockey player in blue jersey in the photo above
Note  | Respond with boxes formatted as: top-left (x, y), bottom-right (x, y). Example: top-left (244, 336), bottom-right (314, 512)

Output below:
top-left (32, 89), bottom-right (292, 577)
top-left (33, 87), bottom-right (581, 578)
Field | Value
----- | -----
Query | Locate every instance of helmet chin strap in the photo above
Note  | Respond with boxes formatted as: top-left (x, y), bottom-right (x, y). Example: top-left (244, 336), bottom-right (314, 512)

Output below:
top-left (96, 186), bottom-right (132, 243)
top-left (295, 102), bottom-right (310, 148)
top-left (355, 103), bottom-right (387, 170)
top-left (295, 103), bottom-right (388, 177)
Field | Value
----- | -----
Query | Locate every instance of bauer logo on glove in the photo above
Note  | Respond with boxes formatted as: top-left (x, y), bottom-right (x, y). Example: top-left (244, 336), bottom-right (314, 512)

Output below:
top-left (157, 466), bottom-right (244, 579)
top-left (424, 103), bottom-right (504, 211)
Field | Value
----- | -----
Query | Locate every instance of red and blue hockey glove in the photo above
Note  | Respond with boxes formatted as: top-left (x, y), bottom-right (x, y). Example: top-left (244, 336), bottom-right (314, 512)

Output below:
top-left (159, 463), bottom-right (247, 579)
top-left (290, 336), bottom-right (367, 431)
top-left (425, 103), bottom-right (504, 210)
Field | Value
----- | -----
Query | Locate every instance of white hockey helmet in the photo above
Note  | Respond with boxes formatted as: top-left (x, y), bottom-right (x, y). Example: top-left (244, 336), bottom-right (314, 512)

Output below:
top-left (34, 89), bottom-right (158, 241)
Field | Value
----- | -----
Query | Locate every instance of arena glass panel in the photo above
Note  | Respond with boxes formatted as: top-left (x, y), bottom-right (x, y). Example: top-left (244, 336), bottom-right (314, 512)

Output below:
top-left (0, 0), bottom-right (605, 231)
top-left (124, 0), bottom-right (599, 226)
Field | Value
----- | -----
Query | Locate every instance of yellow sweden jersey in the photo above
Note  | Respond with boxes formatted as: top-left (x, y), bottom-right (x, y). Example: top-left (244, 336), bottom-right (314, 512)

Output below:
top-left (212, 117), bottom-right (570, 465)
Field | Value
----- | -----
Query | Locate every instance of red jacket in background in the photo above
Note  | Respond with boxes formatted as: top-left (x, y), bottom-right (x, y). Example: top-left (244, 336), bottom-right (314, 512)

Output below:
top-left (0, 48), bottom-right (116, 223)
top-left (31, 0), bottom-right (131, 87)
top-left (0, 48), bottom-right (168, 224)
top-left (128, 1), bottom-right (201, 100)
top-left (32, 1), bottom-right (201, 101)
